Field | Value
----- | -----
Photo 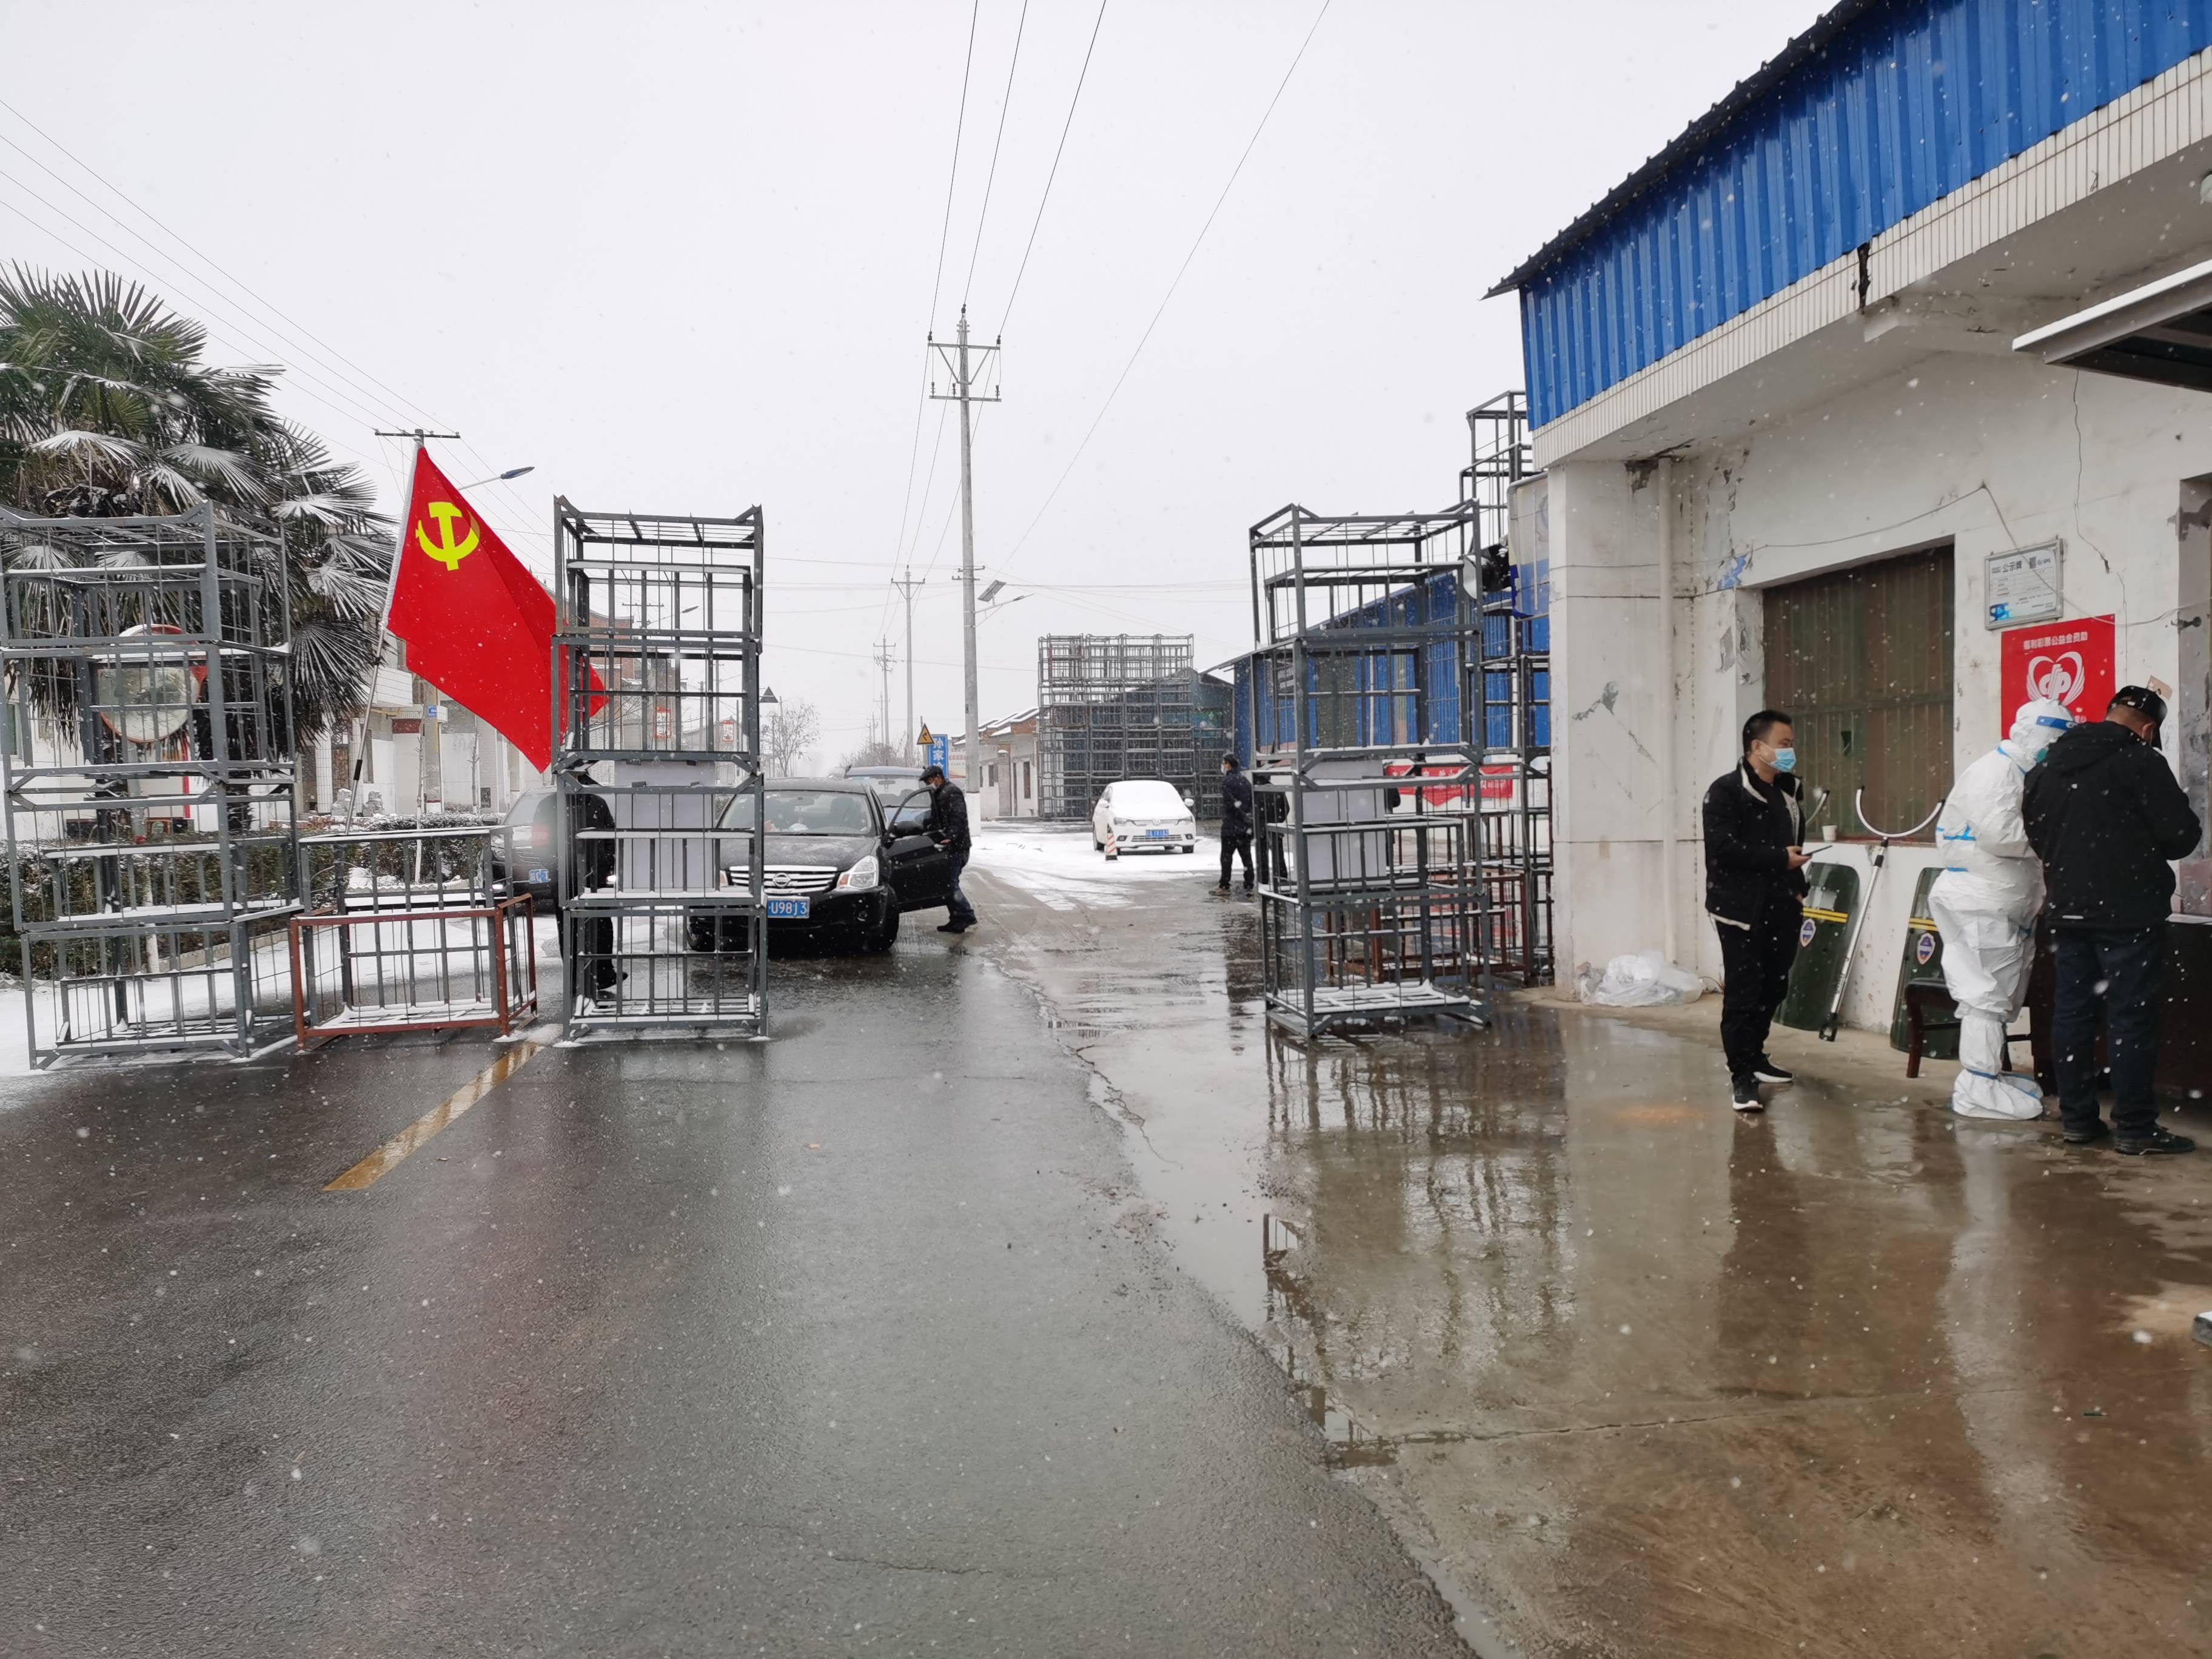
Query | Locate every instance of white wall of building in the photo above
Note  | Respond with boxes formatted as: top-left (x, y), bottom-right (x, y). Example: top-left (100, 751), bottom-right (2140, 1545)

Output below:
top-left (1547, 347), bottom-right (2212, 1032)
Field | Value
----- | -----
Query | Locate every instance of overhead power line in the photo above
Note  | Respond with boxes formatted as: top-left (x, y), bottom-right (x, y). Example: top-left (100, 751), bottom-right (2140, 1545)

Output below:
top-left (0, 96), bottom-right (540, 536)
top-left (995, 0), bottom-right (1333, 577)
top-left (961, 0), bottom-right (1031, 308)
top-left (885, 0), bottom-right (987, 643)
top-left (999, 0), bottom-right (1108, 333)
top-left (927, 1), bottom-right (984, 330)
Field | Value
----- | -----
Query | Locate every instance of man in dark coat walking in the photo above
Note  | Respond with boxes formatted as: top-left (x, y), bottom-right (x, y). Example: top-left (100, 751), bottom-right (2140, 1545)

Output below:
top-left (1703, 709), bottom-right (1812, 1113)
top-left (1216, 752), bottom-right (1255, 894)
top-left (2023, 685), bottom-right (2200, 1155)
top-left (921, 763), bottom-right (977, 934)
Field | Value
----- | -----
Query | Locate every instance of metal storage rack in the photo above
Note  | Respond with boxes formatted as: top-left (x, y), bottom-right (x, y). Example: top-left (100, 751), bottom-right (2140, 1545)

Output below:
top-left (0, 503), bottom-right (301, 1065)
top-left (1466, 392), bottom-right (1552, 985)
top-left (1036, 634), bottom-right (1198, 820)
top-left (1247, 503), bottom-right (1493, 1037)
top-left (552, 502), bottom-right (766, 1038)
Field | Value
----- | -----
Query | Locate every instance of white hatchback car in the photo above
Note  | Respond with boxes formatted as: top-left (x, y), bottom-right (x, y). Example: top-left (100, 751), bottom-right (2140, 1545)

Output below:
top-left (1092, 779), bottom-right (1199, 855)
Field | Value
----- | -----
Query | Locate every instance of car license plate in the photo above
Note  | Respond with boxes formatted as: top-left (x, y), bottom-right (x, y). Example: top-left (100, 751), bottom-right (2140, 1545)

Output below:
top-left (765, 897), bottom-right (811, 919)
top-left (528, 868), bottom-right (550, 884)
top-left (1145, 829), bottom-right (1169, 840)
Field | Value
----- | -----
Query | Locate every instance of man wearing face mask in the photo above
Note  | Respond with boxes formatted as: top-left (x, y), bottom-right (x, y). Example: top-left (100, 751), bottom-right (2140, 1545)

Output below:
top-left (1927, 697), bottom-right (2076, 1121)
top-left (2023, 685), bottom-right (2202, 1155)
top-left (1702, 710), bottom-right (1814, 1112)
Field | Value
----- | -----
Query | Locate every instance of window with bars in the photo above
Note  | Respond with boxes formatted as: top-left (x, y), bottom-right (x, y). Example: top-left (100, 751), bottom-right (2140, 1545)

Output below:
top-left (1762, 545), bottom-right (1954, 841)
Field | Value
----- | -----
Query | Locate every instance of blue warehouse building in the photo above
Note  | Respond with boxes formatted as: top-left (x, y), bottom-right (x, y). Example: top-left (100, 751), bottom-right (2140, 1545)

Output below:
top-left (1489, 0), bottom-right (2212, 1042)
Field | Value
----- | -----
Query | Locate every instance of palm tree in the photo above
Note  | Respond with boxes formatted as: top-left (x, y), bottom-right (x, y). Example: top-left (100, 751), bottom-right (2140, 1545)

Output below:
top-left (0, 267), bottom-right (392, 742)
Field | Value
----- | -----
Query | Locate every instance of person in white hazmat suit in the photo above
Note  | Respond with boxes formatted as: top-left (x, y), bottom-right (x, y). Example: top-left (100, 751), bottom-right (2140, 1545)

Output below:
top-left (1927, 698), bottom-right (2076, 1119)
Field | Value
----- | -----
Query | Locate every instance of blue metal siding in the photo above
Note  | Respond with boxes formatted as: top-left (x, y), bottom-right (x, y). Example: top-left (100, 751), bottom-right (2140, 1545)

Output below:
top-left (1520, 0), bottom-right (2212, 427)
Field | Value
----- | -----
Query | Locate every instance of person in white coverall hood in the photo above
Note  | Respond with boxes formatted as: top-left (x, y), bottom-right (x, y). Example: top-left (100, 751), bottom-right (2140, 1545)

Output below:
top-left (1927, 697), bottom-right (2076, 1119)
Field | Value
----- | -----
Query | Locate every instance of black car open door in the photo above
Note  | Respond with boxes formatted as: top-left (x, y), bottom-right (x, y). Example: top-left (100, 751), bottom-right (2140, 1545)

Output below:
top-left (881, 789), bottom-right (950, 909)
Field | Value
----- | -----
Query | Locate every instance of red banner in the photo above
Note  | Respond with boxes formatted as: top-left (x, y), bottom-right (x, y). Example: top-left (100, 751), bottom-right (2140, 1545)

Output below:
top-left (384, 451), bottom-right (568, 770)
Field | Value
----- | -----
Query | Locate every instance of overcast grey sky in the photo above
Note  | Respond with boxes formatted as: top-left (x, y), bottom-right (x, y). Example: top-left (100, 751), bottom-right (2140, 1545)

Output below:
top-left (3, 0), bottom-right (1825, 765)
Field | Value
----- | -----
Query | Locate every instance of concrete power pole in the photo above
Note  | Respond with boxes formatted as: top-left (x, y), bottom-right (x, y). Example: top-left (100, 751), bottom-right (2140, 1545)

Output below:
top-left (890, 566), bottom-right (926, 756)
top-left (930, 310), bottom-right (1000, 793)
top-left (873, 638), bottom-right (896, 764)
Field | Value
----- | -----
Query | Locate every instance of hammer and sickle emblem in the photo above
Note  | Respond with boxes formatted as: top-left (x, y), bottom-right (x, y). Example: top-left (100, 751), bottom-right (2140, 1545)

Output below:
top-left (415, 501), bottom-right (480, 572)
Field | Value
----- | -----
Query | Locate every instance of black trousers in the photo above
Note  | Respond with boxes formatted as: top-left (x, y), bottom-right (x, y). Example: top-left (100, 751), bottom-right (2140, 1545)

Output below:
top-left (1219, 829), bottom-right (1253, 887)
top-left (1716, 899), bottom-right (1801, 1080)
top-left (2051, 925), bottom-right (2165, 1138)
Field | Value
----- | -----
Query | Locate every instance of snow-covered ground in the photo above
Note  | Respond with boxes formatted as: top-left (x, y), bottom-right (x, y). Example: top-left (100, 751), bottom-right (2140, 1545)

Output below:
top-left (975, 820), bottom-right (1213, 911)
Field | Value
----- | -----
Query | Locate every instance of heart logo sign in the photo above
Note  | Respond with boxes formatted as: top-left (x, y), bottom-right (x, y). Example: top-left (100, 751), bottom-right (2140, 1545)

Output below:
top-left (2000, 615), bottom-right (2113, 741)
top-left (2026, 651), bottom-right (2085, 706)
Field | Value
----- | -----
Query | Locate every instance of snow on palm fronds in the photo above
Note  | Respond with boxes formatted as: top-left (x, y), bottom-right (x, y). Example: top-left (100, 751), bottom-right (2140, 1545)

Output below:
top-left (0, 266), bottom-right (395, 740)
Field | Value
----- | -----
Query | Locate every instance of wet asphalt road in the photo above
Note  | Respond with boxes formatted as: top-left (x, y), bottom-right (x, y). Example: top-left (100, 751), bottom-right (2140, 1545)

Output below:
top-left (0, 934), bottom-right (1462, 1656)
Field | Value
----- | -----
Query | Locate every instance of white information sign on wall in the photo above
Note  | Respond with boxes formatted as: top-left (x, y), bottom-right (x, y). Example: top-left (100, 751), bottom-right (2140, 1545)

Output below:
top-left (1984, 540), bottom-right (2062, 628)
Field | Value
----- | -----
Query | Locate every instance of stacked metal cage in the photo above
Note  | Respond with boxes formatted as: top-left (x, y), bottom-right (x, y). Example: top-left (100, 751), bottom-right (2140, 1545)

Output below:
top-left (0, 504), bottom-right (300, 1064)
top-left (552, 503), bottom-right (766, 1037)
top-left (1036, 634), bottom-right (1198, 820)
top-left (1246, 503), bottom-right (1492, 1037)
top-left (1467, 392), bottom-right (1553, 985)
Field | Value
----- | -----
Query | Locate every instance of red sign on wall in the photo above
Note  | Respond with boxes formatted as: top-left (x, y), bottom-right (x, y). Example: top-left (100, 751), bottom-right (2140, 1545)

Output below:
top-left (1999, 614), bottom-right (2114, 736)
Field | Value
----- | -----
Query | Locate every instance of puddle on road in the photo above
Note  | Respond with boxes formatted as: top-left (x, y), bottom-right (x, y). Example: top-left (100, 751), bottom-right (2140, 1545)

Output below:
top-left (974, 859), bottom-right (2212, 1659)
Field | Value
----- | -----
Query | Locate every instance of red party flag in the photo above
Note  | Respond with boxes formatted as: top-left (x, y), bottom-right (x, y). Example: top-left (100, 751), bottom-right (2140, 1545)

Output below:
top-left (384, 450), bottom-right (577, 770)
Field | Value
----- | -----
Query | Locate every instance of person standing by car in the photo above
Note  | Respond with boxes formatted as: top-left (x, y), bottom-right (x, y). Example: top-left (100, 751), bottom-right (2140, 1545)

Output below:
top-left (1703, 709), bottom-right (1813, 1113)
top-left (1216, 752), bottom-right (1255, 894)
top-left (920, 763), bottom-right (977, 934)
top-left (2022, 685), bottom-right (2202, 1155)
top-left (566, 768), bottom-right (621, 1002)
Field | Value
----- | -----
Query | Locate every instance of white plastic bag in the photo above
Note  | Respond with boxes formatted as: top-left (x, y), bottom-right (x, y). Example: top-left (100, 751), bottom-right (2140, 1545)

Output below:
top-left (1578, 948), bottom-right (1704, 1007)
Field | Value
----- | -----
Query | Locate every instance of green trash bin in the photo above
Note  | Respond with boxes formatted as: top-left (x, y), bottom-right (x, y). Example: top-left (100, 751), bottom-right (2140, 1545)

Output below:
top-left (1778, 862), bottom-right (1862, 1031)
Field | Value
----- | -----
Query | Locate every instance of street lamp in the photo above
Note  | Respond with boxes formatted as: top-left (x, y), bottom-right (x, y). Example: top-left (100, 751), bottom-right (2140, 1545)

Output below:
top-left (460, 465), bottom-right (536, 489)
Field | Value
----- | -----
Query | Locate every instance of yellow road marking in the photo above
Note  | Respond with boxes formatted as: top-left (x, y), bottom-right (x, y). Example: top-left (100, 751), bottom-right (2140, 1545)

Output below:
top-left (323, 1033), bottom-right (554, 1192)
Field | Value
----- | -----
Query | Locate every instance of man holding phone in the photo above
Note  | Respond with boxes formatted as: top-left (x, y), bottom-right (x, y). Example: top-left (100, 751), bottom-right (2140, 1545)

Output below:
top-left (1702, 710), bottom-right (1812, 1112)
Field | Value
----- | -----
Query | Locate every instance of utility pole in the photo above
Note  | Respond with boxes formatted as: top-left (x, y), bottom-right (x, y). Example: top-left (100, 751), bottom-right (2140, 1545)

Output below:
top-left (873, 638), bottom-right (896, 764)
top-left (371, 428), bottom-right (463, 816)
top-left (890, 566), bottom-right (926, 756)
top-left (929, 310), bottom-right (1000, 795)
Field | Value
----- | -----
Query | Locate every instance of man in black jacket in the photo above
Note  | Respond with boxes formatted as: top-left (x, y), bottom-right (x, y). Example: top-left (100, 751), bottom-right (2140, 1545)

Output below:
top-left (2022, 686), bottom-right (2200, 1154)
top-left (921, 763), bottom-right (977, 934)
top-left (1215, 752), bottom-right (1255, 894)
top-left (1703, 710), bottom-right (1813, 1112)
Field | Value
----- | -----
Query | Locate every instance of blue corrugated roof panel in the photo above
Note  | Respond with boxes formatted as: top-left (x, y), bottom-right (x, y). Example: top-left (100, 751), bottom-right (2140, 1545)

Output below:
top-left (1504, 0), bottom-right (2212, 427)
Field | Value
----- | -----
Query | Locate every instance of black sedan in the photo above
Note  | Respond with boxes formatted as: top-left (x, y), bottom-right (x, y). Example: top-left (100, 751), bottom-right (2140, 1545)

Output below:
top-left (688, 777), bottom-right (949, 953)
top-left (492, 787), bottom-right (559, 913)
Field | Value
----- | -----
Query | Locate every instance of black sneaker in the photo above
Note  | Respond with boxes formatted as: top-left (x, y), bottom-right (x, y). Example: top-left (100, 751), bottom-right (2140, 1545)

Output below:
top-left (2061, 1120), bottom-right (2110, 1145)
top-left (936, 922), bottom-right (964, 934)
top-left (1732, 1077), bottom-right (1764, 1113)
top-left (1751, 1057), bottom-right (1795, 1085)
top-left (2114, 1127), bottom-right (2196, 1156)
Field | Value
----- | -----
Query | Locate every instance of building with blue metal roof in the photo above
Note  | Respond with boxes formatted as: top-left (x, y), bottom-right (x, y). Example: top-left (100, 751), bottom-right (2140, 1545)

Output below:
top-left (1490, 0), bottom-right (2212, 1041)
